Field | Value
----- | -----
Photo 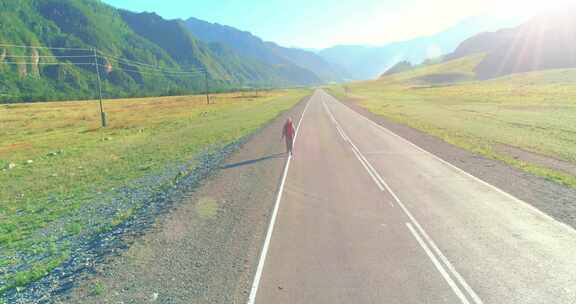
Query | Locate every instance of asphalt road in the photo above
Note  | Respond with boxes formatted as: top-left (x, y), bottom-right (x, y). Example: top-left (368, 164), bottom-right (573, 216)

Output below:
top-left (250, 89), bottom-right (576, 304)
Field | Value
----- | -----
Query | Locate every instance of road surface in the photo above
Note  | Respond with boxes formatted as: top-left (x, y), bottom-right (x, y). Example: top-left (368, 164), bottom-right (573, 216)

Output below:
top-left (248, 89), bottom-right (576, 304)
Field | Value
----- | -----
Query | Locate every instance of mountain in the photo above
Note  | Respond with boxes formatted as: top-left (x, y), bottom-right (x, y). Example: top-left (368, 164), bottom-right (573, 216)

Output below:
top-left (185, 17), bottom-right (348, 82)
top-left (0, 0), bottom-right (320, 103)
top-left (382, 61), bottom-right (413, 76)
top-left (447, 8), bottom-right (576, 79)
top-left (318, 15), bottom-right (525, 80)
top-left (120, 12), bottom-right (320, 87)
top-left (377, 53), bottom-right (485, 86)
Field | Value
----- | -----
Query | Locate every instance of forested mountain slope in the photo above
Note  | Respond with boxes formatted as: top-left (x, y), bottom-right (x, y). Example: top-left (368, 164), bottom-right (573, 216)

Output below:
top-left (0, 0), bottom-right (321, 103)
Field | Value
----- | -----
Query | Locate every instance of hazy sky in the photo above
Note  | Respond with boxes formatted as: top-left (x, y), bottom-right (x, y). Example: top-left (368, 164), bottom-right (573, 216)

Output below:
top-left (102, 0), bottom-right (572, 48)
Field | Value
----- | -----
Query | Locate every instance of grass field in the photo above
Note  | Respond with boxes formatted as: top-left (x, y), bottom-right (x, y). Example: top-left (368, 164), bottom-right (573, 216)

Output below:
top-left (329, 56), bottom-right (576, 187)
top-left (0, 89), bottom-right (308, 295)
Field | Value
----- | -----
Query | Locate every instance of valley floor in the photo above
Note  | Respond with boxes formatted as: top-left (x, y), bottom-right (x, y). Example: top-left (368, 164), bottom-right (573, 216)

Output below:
top-left (0, 90), bottom-right (308, 302)
top-left (57, 97), bottom-right (310, 304)
top-left (329, 69), bottom-right (576, 190)
top-left (46, 89), bottom-right (576, 303)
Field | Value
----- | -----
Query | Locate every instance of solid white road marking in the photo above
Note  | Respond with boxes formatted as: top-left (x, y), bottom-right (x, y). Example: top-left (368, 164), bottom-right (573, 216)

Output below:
top-left (247, 96), bottom-right (312, 304)
top-left (323, 100), bottom-right (386, 192)
top-left (407, 223), bottom-right (471, 304)
top-left (329, 91), bottom-right (576, 236)
top-left (350, 144), bottom-right (386, 191)
top-left (322, 92), bottom-right (482, 304)
top-left (323, 100), bottom-right (382, 187)
top-left (322, 100), bottom-right (391, 202)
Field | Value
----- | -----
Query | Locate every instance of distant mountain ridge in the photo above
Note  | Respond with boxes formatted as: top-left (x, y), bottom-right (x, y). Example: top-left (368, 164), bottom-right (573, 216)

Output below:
top-left (374, 8), bottom-right (576, 86)
top-left (382, 61), bottom-right (413, 76)
top-left (318, 15), bottom-right (525, 80)
top-left (185, 17), bottom-right (348, 83)
top-left (447, 8), bottom-right (576, 79)
top-left (120, 12), bottom-right (322, 86)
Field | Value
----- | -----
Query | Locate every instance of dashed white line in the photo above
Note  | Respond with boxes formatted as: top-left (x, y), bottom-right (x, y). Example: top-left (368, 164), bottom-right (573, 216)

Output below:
top-left (330, 92), bottom-right (576, 237)
top-left (322, 92), bottom-right (483, 304)
top-left (322, 100), bottom-right (391, 201)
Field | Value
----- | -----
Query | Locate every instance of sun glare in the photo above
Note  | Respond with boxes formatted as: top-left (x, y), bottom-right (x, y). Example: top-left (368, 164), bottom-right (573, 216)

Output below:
top-left (498, 0), bottom-right (576, 17)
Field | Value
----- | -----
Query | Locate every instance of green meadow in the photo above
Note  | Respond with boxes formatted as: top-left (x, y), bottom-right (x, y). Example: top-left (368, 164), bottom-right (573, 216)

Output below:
top-left (0, 89), bottom-right (308, 294)
top-left (330, 55), bottom-right (576, 187)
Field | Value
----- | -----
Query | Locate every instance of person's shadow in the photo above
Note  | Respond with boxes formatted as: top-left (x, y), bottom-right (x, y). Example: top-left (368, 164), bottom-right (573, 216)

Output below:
top-left (220, 153), bottom-right (286, 170)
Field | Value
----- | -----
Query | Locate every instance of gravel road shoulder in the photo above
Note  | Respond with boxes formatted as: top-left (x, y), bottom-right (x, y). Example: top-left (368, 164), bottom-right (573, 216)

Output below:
top-left (336, 96), bottom-right (576, 230)
top-left (58, 97), bottom-right (310, 304)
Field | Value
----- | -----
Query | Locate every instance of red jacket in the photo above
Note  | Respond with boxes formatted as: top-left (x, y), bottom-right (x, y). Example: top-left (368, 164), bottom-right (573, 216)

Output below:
top-left (283, 120), bottom-right (295, 139)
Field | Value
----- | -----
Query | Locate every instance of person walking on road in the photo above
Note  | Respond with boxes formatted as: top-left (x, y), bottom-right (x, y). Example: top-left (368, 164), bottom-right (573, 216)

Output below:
top-left (282, 117), bottom-right (295, 156)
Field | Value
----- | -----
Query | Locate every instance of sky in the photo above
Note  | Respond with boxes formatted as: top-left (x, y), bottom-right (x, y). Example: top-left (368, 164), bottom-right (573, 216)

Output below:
top-left (101, 0), bottom-right (574, 49)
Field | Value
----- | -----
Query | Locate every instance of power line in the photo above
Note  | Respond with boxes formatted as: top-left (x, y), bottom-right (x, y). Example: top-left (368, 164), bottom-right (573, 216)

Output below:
top-left (4, 55), bottom-right (94, 58)
top-left (1, 43), bottom-right (232, 95)
top-left (97, 51), bottom-right (206, 73)
top-left (100, 54), bottom-right (206, 74)
top-left (0, 61), bottom-right (205, 75)
top-left (1, 42), bottom-right (225, 129)
top-left (1, 61), bottom-right (205, 76)
top-left (102, 61), bottom-right (205, 75)
top-left (97, 51), bottom-right (169, 69)
top-left (97, 64), bottom-right (205, 77)
top-left (0, 44), bottom-right (92, 51)
top-left (0, 61), bottom-right (94, 65)
top-left (1, 43), bottom-right (208, 74)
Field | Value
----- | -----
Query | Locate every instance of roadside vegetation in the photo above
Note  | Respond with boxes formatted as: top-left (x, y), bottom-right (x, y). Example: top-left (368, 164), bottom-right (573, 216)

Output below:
top-left (0, 89), bottom-right (308, 296)
top-left (329, 55), bottom-right (576, 188)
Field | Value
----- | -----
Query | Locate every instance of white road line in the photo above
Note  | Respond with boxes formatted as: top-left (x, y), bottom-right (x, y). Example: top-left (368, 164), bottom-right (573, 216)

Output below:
top-left (406, 223), bottom-right (471, 304)
top-left (400, 200), bottom-right (484, 304)
top-left (335, 125), bottom-right (349, 142)
top-left (247, 96), bottom-right (312, 304)
top-left (322, 101), bottom-right (385, 192)
top-left (350, 141), bottom-right (385, 191)
top-left (322, 94), bottom-right (482, 304)
top-left (328, 91), bottom-right (576, 236)
top-left (323, 101), bottom-right (396, 203)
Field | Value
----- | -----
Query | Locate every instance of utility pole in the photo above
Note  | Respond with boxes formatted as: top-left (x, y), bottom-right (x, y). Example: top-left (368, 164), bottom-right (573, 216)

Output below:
top-left (93, 48), bottom-right (107, 127)
top-left (204, 69), bottom-right (210, 105)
